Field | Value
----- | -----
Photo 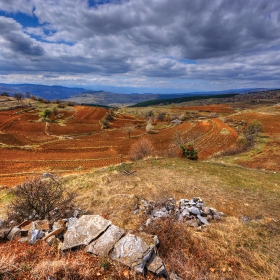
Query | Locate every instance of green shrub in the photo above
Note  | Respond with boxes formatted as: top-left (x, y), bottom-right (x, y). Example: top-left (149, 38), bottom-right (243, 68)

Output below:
top-left (179, 143), bottom-right (198, 160)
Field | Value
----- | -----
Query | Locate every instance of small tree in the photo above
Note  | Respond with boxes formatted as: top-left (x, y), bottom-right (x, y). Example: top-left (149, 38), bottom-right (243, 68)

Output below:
top-left (43, 108), bottom-right (52, 120)
top-left (14, 93), bottom-right (23, 102)
top-left (124, 125), bottom-right (134, 138)
top-left (7, 177), bottom-right (75, 222)
top-left (129, 138), bottom-right (155, 160)
top-left (179, 143), bottom-right (198, 160)
top-left (244, 120), bottom-right (263, 146)
top-left (146, 123), bottom-right (154, 134)
top-left (25, 92), bottom-right (31, 98)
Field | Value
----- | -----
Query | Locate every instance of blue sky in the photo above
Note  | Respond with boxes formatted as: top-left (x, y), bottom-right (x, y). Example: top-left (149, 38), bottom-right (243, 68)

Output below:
top-left (0, 0), bottom-right (280, 93)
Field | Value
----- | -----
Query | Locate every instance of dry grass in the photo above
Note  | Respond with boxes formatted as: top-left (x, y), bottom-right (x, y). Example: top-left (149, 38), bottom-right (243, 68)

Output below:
top-left (1, 158), bottom-right (280, 279)
top-left (0, 240), bottom-right (157, 279)
top-left (145, 217), bottom-right (280, 280)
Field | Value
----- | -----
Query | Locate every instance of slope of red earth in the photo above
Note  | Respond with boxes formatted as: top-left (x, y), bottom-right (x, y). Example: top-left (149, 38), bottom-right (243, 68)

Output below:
top-left (175, 104), bottom-right (236, 114)
top-left (229, 110), bottom-right (280, 172)
top-left (0, 105), bottom-right (238, 186)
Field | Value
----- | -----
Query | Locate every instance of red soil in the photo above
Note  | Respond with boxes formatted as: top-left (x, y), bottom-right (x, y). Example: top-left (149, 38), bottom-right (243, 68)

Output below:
top-left (0, 106), bottom-right (239, 186)
top-left (175, 104), bottom-right (235, 114)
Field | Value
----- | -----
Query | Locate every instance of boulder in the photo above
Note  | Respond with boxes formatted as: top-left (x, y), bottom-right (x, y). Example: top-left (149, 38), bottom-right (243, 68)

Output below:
top-left (28, 229), bottom-right (44, 244)
top-left (7, 227), bottom-right (21, 241)
top-left (111, 232), bottom-right (158, 273)
top-left (0, 228), bottom-right (10, 242)
top-left (61, 215), bottom-right (112, 250)
top-left (43, 227), bottom-right (65, 241)
top-left (146, 250), bottom-right (168, 277)
top-left (52, 219), bottom-right (67, 231)
top-left (87, 224), bottom-right (125, 257)
top-left (197, 215), bottom-right (209, 225)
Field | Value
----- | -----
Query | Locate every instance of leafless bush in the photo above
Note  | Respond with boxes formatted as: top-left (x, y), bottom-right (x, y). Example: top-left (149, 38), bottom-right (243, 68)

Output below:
top-left (129, 138), bottom-right (155, 160)
top-left (7, 177), bottom-right (76, 223)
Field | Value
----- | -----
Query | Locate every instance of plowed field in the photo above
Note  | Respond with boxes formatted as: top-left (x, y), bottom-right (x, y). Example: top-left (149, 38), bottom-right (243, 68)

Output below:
top-left (229, 111), bottom-right (280, 171)
top-left (0, 105), bottom-right (239, 186)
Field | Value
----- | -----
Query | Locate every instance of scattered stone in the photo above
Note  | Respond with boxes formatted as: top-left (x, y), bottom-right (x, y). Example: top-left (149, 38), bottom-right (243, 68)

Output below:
top-left (197, 215), bottom-right (210, 225)
top-left (29, 229), bottom-right (44, 244)
top-left (52, 219), bottom-right (67, 231)
top-left (137, 197), bottom-right (224, 228)
top-left (0, 228), bottom-right (10, 242)
top-left (170, 272), bottom-right (183, 280)
top-left (111, 233), bottom-right (158, 274)
top-left (61, 215), bottom-right (112, 250)
top-left (189, 206), bottom-right (200, 216)
top-left (19, 237), bottom-right (29, 243)
top-left (43, 227), bottom-right (65, 241)
top-left (87, 224), bottom-right (125, 257)
top-left (7, 227), bottom-right (21, 241)
top-left (146, 250), bottom-right (168, 277)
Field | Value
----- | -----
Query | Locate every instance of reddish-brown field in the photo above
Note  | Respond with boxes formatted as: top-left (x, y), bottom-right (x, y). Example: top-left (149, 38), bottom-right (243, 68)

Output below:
top-left (229, 110), bottom-right (280, 171)
top-left (175, 104), bottom-right (235, 114)
top-left (0, 105), bottom-right (239, 186)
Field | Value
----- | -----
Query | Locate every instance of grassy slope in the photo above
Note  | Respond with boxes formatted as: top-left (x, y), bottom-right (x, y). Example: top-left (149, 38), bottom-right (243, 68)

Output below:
top-left (52, 157), bottom-right (279, 279)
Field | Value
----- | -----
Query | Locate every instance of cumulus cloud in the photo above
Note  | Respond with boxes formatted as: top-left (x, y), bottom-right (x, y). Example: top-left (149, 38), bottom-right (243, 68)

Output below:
top-left (0, 0), bottom-right (280, 91)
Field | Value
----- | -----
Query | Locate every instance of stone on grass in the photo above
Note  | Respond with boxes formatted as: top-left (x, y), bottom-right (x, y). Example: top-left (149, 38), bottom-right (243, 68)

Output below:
top-left (146, 250), bottom-right (168, 277)
top-left (61, 215), bottom-right (111, 250)
top-left (29, 229), bottom-right (44, 244)
top-left (0, 228), bottom-right (10, 242)
top-left (197, 215), bottom-right (210, 225)
top-left (189, 206), bottom-right (200, 215)
top-left (7, 227), bottom-right (21, 241)
top-left (111, 233), bottom-right (158, 273)
top-left (87, 224), bottom-right (124, 257)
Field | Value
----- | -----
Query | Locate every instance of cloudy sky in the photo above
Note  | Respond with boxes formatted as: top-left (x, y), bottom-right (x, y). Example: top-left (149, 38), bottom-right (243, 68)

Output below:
top-left (0, 0), bottom-right (280, 93)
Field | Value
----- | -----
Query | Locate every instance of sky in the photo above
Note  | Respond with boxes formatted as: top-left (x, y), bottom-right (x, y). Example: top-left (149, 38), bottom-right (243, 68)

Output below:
top-left (0, 0), bottom-right (280, 93)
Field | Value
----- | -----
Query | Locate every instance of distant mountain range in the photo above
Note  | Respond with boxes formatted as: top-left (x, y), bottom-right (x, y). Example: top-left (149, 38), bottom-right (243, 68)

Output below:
top-left (0, 83), bottom-right (268, 106)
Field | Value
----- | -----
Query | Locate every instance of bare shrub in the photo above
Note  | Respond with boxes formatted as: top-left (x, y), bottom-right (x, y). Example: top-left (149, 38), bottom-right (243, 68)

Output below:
top-left (244, 120), bottom-right (263, 146)
top-left (129, 138), bottom-right (155, 160)
top-left (7, 177), bottom-right (76, 222)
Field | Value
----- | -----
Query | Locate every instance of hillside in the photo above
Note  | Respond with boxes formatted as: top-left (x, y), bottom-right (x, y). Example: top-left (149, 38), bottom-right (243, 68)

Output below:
top-left (0, 159), bottom-right (280, 279)
top-left (0, 94), bottom-right (280, 279)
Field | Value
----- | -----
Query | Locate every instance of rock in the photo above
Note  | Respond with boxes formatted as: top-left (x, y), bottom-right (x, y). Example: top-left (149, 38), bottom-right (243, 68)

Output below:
top-left (52, 220), bottom-right (67, 231)
top-left (18, 237), bottom-right (29, 243)
top-left (45, 235), bottom-right (62, 247)
top-left (7, 227), bottom-right (21, 241)
top-left (66, 217), bottom-right (78, 230)
top-left (61, 215), bottom-right (112, 250)
top-left (189, 206), bottom-right (200, 215)
top-left (170, 272), bottom-right (183, 280)
top-left (197, 215), bottom-right (210, 225)
top-left (111, 233), bottom-right (158, 273)
top-left (144, 218), bottom-right (152, 227)
top-left (29, 229), bottom-right (44, 244)
top-left (20, 221), bottom-right (42, 232)
top-left (0, 228), bottom-right (10, 242)
top-left (87, 224), bottom-right (125, 257)
top-left (43, 227), bottom-right (65, 241)
top-left (42, 172), bottom-right (54, 179)
top-left (146, 251), bottom-right (168, 277)
top-left (0, 220), bottom-right (3, 227)
top-left (35, 220), bottom-right (50, 231)
top-left (18, 220), bottom-right (32, 229)
top-left (186, 220), bottom-right (199, 227)
top-left (153, 210), bottom-right (169, 218)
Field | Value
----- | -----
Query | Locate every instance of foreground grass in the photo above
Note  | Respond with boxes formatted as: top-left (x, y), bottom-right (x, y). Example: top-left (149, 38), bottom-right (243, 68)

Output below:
top-left (1, 158), bottom-right (280, 279)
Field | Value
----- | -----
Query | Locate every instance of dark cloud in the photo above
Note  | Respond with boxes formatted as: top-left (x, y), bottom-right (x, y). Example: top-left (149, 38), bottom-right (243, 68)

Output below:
top-left (0, 0), bottom-right (280, 90)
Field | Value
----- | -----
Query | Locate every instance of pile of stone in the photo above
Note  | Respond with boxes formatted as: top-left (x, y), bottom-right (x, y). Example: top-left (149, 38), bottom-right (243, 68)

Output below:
top-left (0, 215), bottom-right (168, 279)
top-left (135, 197), bottom-right (224, 228)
